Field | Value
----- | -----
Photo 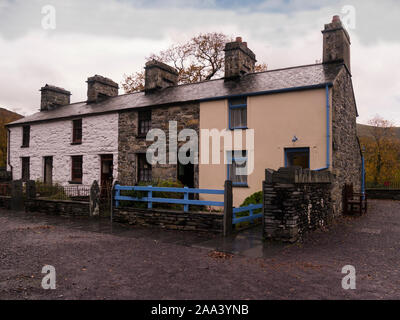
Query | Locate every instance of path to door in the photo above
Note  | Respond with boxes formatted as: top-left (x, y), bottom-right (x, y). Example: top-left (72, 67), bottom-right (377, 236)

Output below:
top-left (1, 200), bottom-right (400, 299)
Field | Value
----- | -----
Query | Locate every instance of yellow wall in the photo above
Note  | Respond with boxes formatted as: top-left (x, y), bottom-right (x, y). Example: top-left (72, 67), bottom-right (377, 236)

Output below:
top-left (199, 88), bottom-right (332, 207)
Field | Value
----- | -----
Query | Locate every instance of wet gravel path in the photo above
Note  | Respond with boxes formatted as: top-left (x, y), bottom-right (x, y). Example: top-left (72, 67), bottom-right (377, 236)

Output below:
top-left (1, 200), bottom-right (400, 300)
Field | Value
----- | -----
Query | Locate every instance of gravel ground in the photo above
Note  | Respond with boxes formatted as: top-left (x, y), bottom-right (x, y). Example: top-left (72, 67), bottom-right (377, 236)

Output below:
top-left (1, 199), bottom-right (400, 300)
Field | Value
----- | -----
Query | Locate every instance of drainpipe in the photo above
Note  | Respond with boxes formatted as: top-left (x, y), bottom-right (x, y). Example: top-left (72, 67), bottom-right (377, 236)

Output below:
top-left (315, 84), bottom-right (330, 171)
top-left (7, 127), bottom-right (13, 179)
top-left (361, 155), bottom-right (366, 200)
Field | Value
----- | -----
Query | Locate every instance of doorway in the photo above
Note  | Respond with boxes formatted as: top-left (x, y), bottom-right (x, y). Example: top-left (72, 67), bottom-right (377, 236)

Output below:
top-left (44, 156), bottom-right (53, 185)
top-left (284, 148), bottom-right (310, 169)
top-left (100, 155), bottom-right (113, 196)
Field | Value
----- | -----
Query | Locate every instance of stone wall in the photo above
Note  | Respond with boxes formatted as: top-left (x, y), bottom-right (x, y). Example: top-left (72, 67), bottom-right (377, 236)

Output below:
top-left (263, 167), bottom-right (333, 242)
top-left (0, 196), bottom-right (11, 209)
top-left (8, 113), bottom-right (118, 185)
top-left (114, 207), bottom-right (223, 233)
top-left (331, 67), bottom-right (362, 216)
top-left (25, 199), bottom-right (89, 216)
top-left (118, 103), bottom-right (200, 186)
top-left (0, 168), bottom-right (11, 182)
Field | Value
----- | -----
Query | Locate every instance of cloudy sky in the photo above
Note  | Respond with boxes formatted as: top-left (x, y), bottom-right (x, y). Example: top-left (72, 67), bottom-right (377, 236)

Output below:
top-left (0, 0), bottom-right (399, 124)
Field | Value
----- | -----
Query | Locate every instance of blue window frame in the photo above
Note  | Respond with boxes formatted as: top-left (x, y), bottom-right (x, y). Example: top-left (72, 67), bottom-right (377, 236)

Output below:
top-left (227, 150), bottom-right (248, 187)
top-left (228, 97), bottom-right (247, 130)
top-left (284, 147), bottom-right (310, 169)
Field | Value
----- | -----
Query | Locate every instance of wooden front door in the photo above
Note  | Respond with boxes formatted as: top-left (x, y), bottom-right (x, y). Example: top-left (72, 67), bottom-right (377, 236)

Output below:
top-left (100, 155), bottom-right (113, 196)
top-left (44, 156), bottom-right (53, 185)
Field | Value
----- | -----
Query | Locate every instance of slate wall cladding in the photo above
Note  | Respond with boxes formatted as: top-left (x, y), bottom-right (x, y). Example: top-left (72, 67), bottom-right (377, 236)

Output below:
top-left (114, 207), bottom-right (223, 233)
top-left (118, 103), bottom-right (200, 186)
top-left (263, 167), bottom-right (333, 243)
top-left (331, 67), bottom-right (362, 216)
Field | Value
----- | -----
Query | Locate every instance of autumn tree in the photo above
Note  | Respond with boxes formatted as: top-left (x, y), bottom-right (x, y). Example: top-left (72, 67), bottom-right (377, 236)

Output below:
top-left (122, 32), bottom-right (268, 93)
top-left (0, 108), bottom-right (23, 168)
top-left (359, 115), bottom-right (400, 186)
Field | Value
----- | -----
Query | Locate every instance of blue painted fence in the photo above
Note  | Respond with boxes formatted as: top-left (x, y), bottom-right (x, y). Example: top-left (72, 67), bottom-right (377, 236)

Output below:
top-left (114, 184), bottom-right (263, 225)
top-left (233, 204), bottom-right (263, 225)
top-left (114, 185), bottom-right (225, 212)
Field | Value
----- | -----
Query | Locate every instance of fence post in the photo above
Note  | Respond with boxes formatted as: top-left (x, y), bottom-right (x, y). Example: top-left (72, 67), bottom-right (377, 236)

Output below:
top-left (223, 180), bottom-right (233, 237)
top-left (90, 180), bottom-right (100, 217)
top-left (148, 186), bottom-right (153, 209)
top-left (184, 186), bottom-right (189, 212)
top-left (110, 180), bottom-right (118, 223)
top-left (11, 180), bottom-right (23, 211)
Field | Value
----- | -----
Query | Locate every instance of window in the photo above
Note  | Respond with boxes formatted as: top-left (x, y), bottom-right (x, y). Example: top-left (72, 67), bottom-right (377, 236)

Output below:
top-left (22, 126), bottom-right (30, 147)
top-left (138, 110), bottom-right (151, 137)
top-left (229, 97), bottom-right (247, 130)
top-left (137, 153), bottom-right (152, 182)
top-left (21, 157), bottom-right (30, 182)
top-left (284, 148), bottom-right (310, 169)
top-left (71, 156), bottom-right (83, 184)
top-left (72, 119), bottom-right (82, 144)
top-left (227, 150), bottom-right (248, 186)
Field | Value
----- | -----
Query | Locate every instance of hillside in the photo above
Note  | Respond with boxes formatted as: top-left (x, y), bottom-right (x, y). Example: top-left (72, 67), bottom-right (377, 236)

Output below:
top-left (0, 107), bottom-right (23, 167)
top-left (357, 123), bottom-right (400, 140)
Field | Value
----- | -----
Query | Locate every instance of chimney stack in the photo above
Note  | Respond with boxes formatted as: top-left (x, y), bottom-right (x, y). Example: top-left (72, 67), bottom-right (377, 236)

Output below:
top-left (144, 60), bottom-right (179, 93)
top-left (224, 37), bottom-right (256, 80)
top-left (87, 75), bottom-right (119, 103)
top-left (322, 15), bottom-right (351, 72)
top-left (40, 84), bottom-right (71, 111)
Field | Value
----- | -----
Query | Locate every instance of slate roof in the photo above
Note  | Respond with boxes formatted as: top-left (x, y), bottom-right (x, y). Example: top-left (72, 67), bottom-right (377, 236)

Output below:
top-left (7, 63), bottom-right (344, 127)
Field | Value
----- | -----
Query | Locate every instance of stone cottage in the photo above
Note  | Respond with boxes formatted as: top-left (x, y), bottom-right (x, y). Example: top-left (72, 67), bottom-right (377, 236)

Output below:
top-left (7, 16), bottom-right (362, 214)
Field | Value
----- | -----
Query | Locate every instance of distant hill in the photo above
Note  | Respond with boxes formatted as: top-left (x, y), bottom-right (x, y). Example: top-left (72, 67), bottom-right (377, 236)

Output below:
top-left (0, 107), bottom-right (23, 168)
top-left (357, 123), bottom-right (400, 140)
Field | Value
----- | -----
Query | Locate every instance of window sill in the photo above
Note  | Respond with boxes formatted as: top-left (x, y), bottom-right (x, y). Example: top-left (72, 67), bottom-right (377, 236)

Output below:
top-left (68, 181), bottom-right (82, 185)
top-left (71, 142), bottom-right (82, 145)
top-left (21, 145), bottom-right (29, 148)
top-left (232, 184), bottom-right (249, 188)
top-left (229, 127), bottom-right (248, 131)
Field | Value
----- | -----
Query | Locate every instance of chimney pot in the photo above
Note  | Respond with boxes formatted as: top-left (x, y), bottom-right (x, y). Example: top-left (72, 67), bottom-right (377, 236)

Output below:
top-left (224, 38), bottom-right (256, 80)
top-left (322, 15), bottom-right (351, 72)
top-left (144, 60), bottom-right (179, 93)
top-left (87, 75), bottom-right (119, 103)
top-left (40, 84), bottom-right (71, 111)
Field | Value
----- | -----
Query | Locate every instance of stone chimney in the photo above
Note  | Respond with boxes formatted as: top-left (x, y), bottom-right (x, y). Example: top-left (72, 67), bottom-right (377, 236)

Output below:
top-left (224, 37), bottom-right (256, 80)
top-left (144, 60), bottom-right (179, 93)
top-left (87, 75), bottom-right (119, 103)
top-left (322, 15), bottom-right (351, 72)
top-left (40, 84), bottom-right (71, 111)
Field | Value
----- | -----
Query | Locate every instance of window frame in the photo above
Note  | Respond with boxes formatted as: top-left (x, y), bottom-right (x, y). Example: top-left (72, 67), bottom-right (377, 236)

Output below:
top-left (137, 153), bottom-right (152, 183)
top-left (138, 110), bottom-right (152, 138)
top-left (72, 119), bottom-right (82, 145)
top-left (22, 125), bottom-right (30, 148)
top-left (21, 157), bottom-right (30, 182)
top-left (227, 150), bottom-right (248, 187)
top-left (228, 97), bottom-right (248, 130)
top-left (70, 155), bottom-right (83, 184)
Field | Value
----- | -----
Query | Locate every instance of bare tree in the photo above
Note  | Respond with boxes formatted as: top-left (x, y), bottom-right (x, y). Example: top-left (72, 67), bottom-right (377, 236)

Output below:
top-left (122, 32), bottom-right (268, 93)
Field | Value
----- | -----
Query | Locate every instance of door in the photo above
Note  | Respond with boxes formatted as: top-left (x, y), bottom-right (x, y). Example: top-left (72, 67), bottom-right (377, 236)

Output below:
top-left (44, 156), bottom-right (53, 185)
top-left (284, 148), bottom-right (310, 169)
top-left (100, 155), bottom-right (113, 197)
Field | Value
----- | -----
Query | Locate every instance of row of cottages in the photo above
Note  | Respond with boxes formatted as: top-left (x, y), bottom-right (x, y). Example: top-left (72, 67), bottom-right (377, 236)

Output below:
top-left (6, 16), bottom-right (362, 214)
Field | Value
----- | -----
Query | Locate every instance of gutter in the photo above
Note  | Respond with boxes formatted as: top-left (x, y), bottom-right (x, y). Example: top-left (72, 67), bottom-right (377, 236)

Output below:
top-left (6, 127), bottom-right (13, 179)
top-left (315, 84), bottom-right (331, 171)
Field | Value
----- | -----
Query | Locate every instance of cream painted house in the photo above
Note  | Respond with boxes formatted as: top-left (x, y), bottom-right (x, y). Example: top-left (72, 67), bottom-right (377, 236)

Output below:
top-left (7, 16), bottom-right (361, 215)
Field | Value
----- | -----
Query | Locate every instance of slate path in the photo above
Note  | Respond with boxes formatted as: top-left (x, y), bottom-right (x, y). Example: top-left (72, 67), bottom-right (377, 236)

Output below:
top-left (0, 199), bottom-right (399, 300)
